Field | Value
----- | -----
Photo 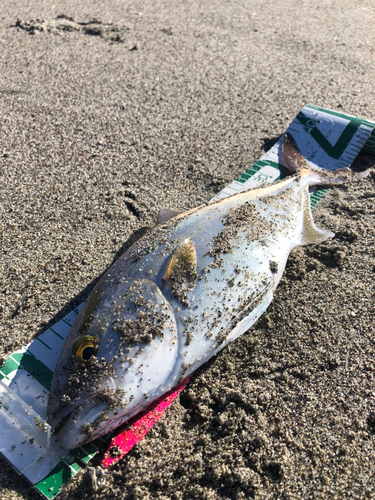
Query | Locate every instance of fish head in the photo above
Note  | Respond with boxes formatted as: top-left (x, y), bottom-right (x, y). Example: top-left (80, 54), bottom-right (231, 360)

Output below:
top-left (47, 276), bottom-right (178, 450)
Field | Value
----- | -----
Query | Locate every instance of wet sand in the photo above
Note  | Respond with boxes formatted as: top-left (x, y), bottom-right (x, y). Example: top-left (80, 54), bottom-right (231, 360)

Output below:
top-left (1, 0), bottom-right (375, 498)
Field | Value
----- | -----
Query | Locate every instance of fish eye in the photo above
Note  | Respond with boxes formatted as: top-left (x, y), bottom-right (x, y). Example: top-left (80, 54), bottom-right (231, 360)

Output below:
top-left (73, 335), bottom-right (99, 365)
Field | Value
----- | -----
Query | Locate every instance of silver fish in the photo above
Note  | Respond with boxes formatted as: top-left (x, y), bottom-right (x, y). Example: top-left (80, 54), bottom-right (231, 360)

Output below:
top-left (47, 134), bottom-right (365, 449)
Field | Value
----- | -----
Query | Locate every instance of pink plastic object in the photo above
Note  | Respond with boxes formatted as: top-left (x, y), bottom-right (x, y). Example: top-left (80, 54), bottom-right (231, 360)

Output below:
top-left (101, 377), bottom-right (191, 468)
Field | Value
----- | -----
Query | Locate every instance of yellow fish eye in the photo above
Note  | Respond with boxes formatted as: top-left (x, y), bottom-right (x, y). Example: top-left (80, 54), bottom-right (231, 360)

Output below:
top-left (73, 335), bottom-right (99, 364)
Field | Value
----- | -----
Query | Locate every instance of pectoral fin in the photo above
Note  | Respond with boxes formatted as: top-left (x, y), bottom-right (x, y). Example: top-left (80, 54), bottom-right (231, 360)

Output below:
top-left (164, 238), bottom-right (197, 284)
top-left (163, 239), bottom-right (197, 306)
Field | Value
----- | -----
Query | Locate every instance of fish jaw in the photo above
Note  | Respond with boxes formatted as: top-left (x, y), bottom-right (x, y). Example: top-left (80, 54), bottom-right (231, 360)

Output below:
top-left (49, 397), bottom-right (112, 450)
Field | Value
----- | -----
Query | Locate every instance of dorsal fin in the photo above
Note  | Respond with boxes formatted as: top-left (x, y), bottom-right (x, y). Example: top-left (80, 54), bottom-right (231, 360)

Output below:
top-left (156, 209), bottom-right (182, 225)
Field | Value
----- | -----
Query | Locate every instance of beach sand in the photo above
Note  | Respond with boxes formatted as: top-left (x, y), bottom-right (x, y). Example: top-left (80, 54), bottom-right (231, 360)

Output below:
top-left (1, 0), bottom-right (375, 498)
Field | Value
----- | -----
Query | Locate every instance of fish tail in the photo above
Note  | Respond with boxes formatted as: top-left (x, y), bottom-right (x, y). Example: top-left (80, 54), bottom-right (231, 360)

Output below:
top-left (282, 132), bottom-right (368, 187)
top-left (282, 132), bottom-right (369, 246)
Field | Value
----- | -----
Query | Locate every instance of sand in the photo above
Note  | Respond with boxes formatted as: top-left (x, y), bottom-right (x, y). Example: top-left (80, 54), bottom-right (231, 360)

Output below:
top-left (1, 0), bottom-right (375, 498)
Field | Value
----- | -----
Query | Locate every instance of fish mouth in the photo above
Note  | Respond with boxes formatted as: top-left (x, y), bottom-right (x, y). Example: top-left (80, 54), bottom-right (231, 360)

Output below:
top-left (49, 392), bottom-right (157, 450)
top-left (48, 398), bottom-right (110, 450)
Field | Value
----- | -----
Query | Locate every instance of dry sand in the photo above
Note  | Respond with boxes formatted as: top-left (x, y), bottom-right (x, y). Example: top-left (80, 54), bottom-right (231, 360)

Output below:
top-left (1, 0), bottom-right (375, 498)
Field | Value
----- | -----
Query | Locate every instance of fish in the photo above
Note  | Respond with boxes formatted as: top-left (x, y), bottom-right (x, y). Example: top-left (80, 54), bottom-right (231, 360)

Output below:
top-left (46, 133), bottom-right (366, 450)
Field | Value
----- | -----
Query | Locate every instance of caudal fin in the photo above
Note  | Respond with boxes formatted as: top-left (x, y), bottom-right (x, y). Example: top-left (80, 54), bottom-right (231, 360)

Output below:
top-left (282, 133), bottom-right (308, 174)
top-left (282, 132), bottom-right (368, 187)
